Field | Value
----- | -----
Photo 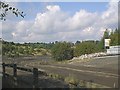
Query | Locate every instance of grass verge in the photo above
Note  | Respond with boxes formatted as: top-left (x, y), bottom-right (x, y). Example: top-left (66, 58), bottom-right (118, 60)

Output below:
top-left (47, 73), bottom-right (110, 88)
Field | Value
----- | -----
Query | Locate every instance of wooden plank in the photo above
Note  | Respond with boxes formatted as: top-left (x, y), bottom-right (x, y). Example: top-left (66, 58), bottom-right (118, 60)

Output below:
top-left (3, 63), bottom-right (32, 73)
top-left (13, 64), bottom-right (17, 77)
top-left (38, 70), bottom-right (47, 76)
top-left (2, 63), bottom-right (48, 88)
top-left (17, 66), bottom-right (32, 72)
top-left (2, 63), bottom-right (5, 78)
top-left (4, 64), bottom-right (13, 67)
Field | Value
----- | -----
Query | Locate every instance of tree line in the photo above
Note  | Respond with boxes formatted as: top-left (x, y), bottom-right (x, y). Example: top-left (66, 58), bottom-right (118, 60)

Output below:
top-left (51, 28), bottom-right (120, 61)
top-left (1, 28), bottom-right (120, 61)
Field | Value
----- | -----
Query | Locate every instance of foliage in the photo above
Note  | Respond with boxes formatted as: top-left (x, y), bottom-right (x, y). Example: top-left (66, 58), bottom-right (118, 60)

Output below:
top-left (103, 29), bottom-right (109, 39)
top-left (74, 28), bottom-right (120, 57)
top-left (2, 40), bottom-right (52, 57)
top-left (74, 41), bottom-right (100, 57)
top-left (75, 41), bottom-right (81, 45)
top-left (0, 1), bottom-right (25, 21)
top-left (48, 73), bottom-right (63, 80)
top-left (1, 28), bottom-right (119, 59)
top-left (51, 42), bottom-right (74, 61)
top-left (109, 28), bottom-right (120, 46)
top-left (64, 75), bottom-right (79, 86)
top-left (97, 29), bottom-right (110, 51)
top-left (98, 28), bottom-right (120, 50)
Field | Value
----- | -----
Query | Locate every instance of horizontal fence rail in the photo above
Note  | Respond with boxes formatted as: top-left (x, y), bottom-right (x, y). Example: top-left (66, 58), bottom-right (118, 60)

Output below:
top-left (2, 63), bottom-right (47, 88)
top-left (16, 67), bottom-right (33, 73)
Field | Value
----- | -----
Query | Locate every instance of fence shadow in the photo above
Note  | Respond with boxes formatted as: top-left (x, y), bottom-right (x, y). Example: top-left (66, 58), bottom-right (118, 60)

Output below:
top-left (2, 63), bottom-right (69, 88)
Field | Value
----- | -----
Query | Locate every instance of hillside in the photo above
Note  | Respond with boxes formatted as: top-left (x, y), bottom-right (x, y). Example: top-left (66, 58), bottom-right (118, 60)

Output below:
top-left (2, 40), bottom-right (52, 57)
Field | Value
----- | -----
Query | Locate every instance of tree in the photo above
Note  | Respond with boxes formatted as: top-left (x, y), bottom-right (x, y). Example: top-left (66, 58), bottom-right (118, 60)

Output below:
top-left (110, 28), bottom-right (120, 46)
top-left (0, 1), bottom-right (25, 21)
top-left (51, 42), bottom-right (73, 61)
top-left (103, 29), bottom-right (109, 39)
top-left (74, 41), bottom-right (99, 56)
top-left (75, 41), bottom-right (81, 45)
top-left (98, 29), bottom-right (110, 51)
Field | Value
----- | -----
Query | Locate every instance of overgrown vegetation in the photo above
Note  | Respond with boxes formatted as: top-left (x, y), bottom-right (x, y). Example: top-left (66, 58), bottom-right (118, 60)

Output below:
top-left (74, 41), bottom-right (100, 56)
top-left (2, 40), bottom-right (52, 57)
top-left (64, 75), bottom-right (79, 86)
top-left (51, 42), bottom-right (74, 61)
top-left (48, 73), bottom-right (109, 88)
top-left (1, 28), bottom-right (120, 60)
top-left (109, 28), bottom-right (120, 46)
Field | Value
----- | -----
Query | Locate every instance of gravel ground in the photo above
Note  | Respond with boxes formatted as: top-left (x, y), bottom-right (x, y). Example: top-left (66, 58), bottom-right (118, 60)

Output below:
top-left (70, 55), bottom-right (119, 70)
top-left (2, 55), bottom-right (119, 88)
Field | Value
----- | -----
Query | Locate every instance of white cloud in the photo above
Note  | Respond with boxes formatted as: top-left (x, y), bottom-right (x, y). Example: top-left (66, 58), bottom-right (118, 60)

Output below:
top-left (2, 1), bottom-right (118, 43)
top-left (15, 20), bottom-right (32, 37)
top-left (82, 27), bottom-right (95, 35)
top-left (66, 10), bottom-right (98, 30)
top-left (32, 5), bottom-right (68, 34)
top-left (46, 5), bottom-right (60, 12)
top-left (11, 32), bottom-right (17, 37)
top-left (101, 0), bottom-right (118, 27)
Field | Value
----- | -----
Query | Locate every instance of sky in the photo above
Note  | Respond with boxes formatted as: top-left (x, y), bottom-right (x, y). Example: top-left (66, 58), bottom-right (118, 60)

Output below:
top-left (1, 0), bottom-right (118, 43)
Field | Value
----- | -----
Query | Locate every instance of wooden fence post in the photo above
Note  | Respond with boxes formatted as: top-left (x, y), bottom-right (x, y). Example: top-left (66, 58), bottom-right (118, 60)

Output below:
top-left (13, 64), bottom-right (17, 87)
top-left (33, 68), bottom-right (38, 88)
top-left (13, 64), bottom-right (17, 77)
top-left (2, 63), bottom-right (5, 78)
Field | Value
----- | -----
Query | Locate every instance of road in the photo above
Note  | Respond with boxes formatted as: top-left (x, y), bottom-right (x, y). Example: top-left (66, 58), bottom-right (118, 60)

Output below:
top-left (2, 55), bottom-right (119, 88)
top-left (29, 55), bottom-right (119, 88)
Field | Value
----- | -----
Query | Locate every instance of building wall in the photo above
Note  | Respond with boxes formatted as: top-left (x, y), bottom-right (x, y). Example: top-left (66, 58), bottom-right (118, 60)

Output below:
top-left (107, 46), bottom-right (120, 55)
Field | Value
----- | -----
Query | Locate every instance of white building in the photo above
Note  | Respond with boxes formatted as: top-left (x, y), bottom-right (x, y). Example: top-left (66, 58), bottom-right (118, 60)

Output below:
top-left (107, 46), bottom-right (120, 55)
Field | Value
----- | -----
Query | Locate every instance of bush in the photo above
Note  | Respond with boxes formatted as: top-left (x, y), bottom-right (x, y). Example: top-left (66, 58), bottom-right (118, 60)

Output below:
top-left (74, 41), bottom-right (100, 57)
top-left (51, 42), bottom-right (73, 61)
top-left (48, 73), bottom-right (63, 80)
top-left (64, 75), bottom-right (79, 86)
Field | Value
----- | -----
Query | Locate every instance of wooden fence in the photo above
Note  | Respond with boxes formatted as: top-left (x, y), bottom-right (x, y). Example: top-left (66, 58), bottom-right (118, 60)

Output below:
top-left (2, 63), bottom-right (47, 88)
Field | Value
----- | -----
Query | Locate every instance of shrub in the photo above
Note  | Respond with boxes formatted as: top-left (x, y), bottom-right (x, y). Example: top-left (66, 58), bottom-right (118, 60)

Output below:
top-left (51, 42), bottom-right (73, 61)
top-left (64, 75), bottom-right (79, 86)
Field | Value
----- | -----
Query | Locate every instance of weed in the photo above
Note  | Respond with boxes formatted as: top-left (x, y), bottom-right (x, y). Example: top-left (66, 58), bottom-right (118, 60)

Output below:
top-left (64, 75), bottom-right (79, 87)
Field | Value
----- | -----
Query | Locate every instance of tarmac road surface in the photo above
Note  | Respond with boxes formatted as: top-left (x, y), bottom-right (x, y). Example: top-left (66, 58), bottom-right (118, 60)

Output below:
top-left (34, 55), bottom-right (119, 88)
